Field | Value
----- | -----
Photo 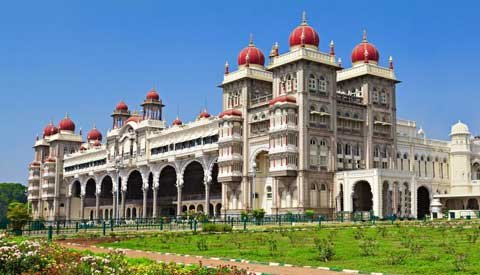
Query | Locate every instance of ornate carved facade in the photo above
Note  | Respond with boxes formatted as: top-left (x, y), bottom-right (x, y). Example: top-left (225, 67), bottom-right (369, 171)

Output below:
top-left (27, 13), bottom-right (480, 221)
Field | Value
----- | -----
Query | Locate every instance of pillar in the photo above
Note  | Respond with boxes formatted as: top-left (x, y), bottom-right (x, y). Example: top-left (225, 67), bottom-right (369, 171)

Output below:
top-left (152, 187), bottom-right (158, 218)
top-left (112, 192), bottom-right (117, 220)
top-left (176, 185), bottom-right (183, 216)
top-left (142, 188), bottom-right (148, 219)
top-left (221, 183), bottom-right (228, 215)
top-left (204, 180), bottom-right (211, 216)
top-left (65, 196), bottom-right (71, 220)
top-left (80, 195), bottom-right (85, 220)
top-left (272, 178), bottom-right (279, 214)
top-left (121, 190), bottom-right (126, 219)
top-left (95, 193), bottom-right (100, 220)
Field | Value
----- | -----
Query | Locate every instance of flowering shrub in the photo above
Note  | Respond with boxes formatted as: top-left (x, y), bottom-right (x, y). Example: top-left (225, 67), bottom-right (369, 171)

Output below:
top-left (0, 237), bottom-right (251, 274)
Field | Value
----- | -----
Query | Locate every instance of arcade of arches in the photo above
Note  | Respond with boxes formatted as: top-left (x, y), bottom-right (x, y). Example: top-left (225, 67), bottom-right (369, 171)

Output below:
top-left (67, 161), bottom-right (222, 220)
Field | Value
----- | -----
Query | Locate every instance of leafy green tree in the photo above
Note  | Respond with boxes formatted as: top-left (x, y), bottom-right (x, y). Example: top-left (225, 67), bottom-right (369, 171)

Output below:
top-left (0, 183), bottom-right (27, 228)
top-left (6, 201), bottom-right (31, 231)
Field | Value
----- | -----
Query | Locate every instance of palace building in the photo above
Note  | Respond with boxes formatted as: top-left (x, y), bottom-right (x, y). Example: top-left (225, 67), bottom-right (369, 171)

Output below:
top-left (27, 13), bottom-right (480, 221)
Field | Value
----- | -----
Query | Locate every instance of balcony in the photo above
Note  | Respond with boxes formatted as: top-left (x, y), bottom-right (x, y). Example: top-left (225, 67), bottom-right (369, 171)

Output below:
top-left (269, 144), bottom-right (298, 155)
top-left (218, 153), bottom-right (243, 163)
top-left (42, 171), bottom-right (55, 178)
top-left (269, 123), bottom-right (297, 133)
top-left (28, 174), bottom-right (41, 181)
top-left (218, 134), bottom-right (242, 143)
top-left (42, 183), bottom-right (55, 190)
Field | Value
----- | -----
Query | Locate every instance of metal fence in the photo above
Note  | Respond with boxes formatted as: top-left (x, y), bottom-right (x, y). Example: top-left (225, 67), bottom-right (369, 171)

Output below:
top-left (14, 211), bottom-right (385, 237)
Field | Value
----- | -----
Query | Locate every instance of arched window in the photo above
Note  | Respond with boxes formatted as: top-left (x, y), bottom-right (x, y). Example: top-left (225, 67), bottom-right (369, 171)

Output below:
top-left (372, 88), bottom-right (379, 102)
top-left (344, 112), bottom-right (350, 118)
top-left (320, 184), bottom-right (327, 191)
top-left (319, 76), bottom-right (327, 93)
top-left (337, 142), bottom-right (343, 154)
top-left (345, 144), bottom-right (351, 155)
top-left (319, 139), bottom-right (328, 168)
top-left (310, 138), bottom-right (318, 166)
top-left (311, 183), bottom-right (317, 190)
top-left (266, 186), bottom-right (272, 198)
top-left (380, 90), bottom-right (387, 104)
top-left (308, 74), bottom-right (317, 91)
top-left (374, 146), bottom-right (380, 158)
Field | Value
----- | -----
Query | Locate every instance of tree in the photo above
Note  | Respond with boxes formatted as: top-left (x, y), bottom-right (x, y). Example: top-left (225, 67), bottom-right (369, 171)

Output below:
top-left (0, 183), bottom-right (27, 228)
top-left (6, 202), bottom-right (31, 232)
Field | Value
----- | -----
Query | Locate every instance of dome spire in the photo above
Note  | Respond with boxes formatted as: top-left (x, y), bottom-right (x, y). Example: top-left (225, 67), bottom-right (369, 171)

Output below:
top-left (338, 58), bottom-right (342, 67)
top-left (249, 33), bottom-right (254, 46)
top-left (224, 60), bottom-right (229, 75)
top-left (362, 29), bottom-right (368, 42)
top-left (389, 56), bottom-right (394, 70)
top-left (329, 40), bottom-right (335, 56)
top-left (301, 11), bottom-right (307, 25)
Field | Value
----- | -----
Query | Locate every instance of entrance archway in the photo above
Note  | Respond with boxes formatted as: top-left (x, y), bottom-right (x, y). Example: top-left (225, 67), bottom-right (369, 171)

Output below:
top-left (126, 170), bottom-right (143, 201)
top-left (157, 165), bottom-right (177, 216)
top-left (183, 161), bottom-right (204, 204)
top-left (100, 176), bottom-right (113, 207)
top-left (352, 181), bottom-right (373, 212)
top-left (417, 186), bottom-right (430, 219)
top-left (85, 178), bottom-right (96, 211)
top-left (467, 198), bottom-right (479, 210)
top-left (254, 151), bottom-right (269, 210)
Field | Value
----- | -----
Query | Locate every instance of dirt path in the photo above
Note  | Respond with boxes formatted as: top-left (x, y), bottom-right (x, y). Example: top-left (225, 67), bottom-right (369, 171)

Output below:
top-left (59, 242), bottom-right (346, 275)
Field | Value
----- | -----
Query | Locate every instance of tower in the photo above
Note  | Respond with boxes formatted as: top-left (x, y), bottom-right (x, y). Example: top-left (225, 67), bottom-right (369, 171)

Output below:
top-left (449, 121), bottom-right (471, 193)
top-left (267, 11), bottom-right (340, 213)
top-left (218, 34), bottom-right (273, 212)
top-left (111, 101), bottom-right (130, 129)
top-left (142, 88), bottom-right (165, 120)
top-left (337, 30), bottom-right (400, 170)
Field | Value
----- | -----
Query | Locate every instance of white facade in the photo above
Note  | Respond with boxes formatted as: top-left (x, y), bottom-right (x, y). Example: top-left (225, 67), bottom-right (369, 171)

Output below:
top-left (27, 13), bottom-right (480, 221)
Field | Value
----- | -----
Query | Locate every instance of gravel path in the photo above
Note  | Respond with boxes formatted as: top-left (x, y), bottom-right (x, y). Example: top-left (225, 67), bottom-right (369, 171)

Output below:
top-left (60, 242), bottom-right (344, 275)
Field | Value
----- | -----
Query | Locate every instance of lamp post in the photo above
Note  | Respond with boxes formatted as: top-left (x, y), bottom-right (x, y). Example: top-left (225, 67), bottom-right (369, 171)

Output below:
top-left (252, 162), bottom-right (257, 210)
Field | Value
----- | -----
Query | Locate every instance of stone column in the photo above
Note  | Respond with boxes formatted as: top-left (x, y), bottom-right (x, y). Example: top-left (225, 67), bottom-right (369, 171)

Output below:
top-left (152, 187), bottom-right (158, 218)
top-left (80, 195), bottom-right (85, 220)
top-left (176, 185), bottom-right (183, 216)
top-left (204, 179), bottom-right (211, 216)
top-left (121, 190), bottom-right (126, 219)
top-left (112, 192), bottom-right (117, 221)
top-left (95, 193), bottom-right (100, 220)
top-left (272, 178), bottom-right (279, 214)
top-left (66, 196), bottom-right (71, 220)
top-left (142, 188), bottom-right (148, 219)
top-left (221, 183), bottom-right (228, 215)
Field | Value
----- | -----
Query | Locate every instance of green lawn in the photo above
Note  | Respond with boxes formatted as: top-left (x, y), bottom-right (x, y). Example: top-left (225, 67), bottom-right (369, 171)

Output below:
top-left (99, 222), bottom-right (480, 274)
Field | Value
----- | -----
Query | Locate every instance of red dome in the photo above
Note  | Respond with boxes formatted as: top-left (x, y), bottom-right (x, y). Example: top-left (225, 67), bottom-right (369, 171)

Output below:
top-left (125, 113), bottom-right (143, 124)
top-left (199, 109), bottom-right (211, 119)
top-left (172, 117), bottom-right (183, 126)
top-left (58, 114), bottom-right (75, 132)
top-left (116, 101), bottom-right (128, 111)
top-left (219, 109), bottom-right (242, 119)
top-left (146, 89), bottom-right (160, 101)
top-left (289, 12), bottom-right (319, 49)
top-left (351, 31), bottom-right (379, 64)
top-left (45, 157), bottom-right (56, 163)
top-left (237, 36), bottom-right (265, 67)
top-left (87, 126), bottom-right (102, 141)
top-left (43, 122), bottom-right (58, 137)
top-left (269, 95), bottom-right (297, 106)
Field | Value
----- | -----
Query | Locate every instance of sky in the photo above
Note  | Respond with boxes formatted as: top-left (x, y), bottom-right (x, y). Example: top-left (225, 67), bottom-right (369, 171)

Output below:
top-left (0, 0), bottom-right (479, 184)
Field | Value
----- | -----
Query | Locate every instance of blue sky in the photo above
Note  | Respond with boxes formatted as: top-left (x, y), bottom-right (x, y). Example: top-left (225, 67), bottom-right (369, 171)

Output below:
top-left (1, 0), bottom-right (479, 183)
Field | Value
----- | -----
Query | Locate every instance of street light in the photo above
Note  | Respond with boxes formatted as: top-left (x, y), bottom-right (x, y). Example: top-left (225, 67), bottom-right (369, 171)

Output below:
top-left (252, 161), bottom-right (257, 210)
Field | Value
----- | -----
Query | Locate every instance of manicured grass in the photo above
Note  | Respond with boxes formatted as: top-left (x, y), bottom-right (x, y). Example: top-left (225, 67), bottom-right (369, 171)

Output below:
top-left (99, 222), bottom-right (480, 274)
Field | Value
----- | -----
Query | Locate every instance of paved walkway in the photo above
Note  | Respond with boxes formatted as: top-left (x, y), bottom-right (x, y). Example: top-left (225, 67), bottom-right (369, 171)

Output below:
top-left (60, 242), bottom-right (345, 275)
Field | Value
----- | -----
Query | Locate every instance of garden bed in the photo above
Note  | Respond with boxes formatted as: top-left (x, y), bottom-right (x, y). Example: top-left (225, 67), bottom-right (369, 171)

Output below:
top-left (97, 221), bottom-right (480, 274)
